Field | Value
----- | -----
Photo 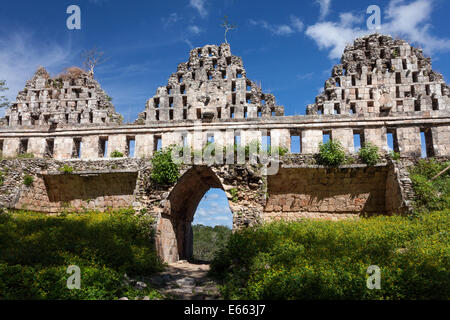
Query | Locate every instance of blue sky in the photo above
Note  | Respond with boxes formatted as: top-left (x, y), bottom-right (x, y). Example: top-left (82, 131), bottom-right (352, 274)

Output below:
top-left (1, 0), bottom-right (449, 226)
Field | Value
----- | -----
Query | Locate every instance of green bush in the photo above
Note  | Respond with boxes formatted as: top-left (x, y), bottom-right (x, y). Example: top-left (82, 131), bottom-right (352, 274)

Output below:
top-left (410, 159), bottom-right (450, 213)
top-left (23, 174), bottom-right (34, 186)
top-left (358, 142), bottom-right (381, 166)
top-left (0, 170), bottom-right (4, 186)
top-left (58, 165), bottom-right (74, 174)
top-left (0, 210), bottom-right (163, 300)
top-left (210, 211), bottom-right (449, 300)
top-left (316, 140), bottom-right (346, 167)
top-left (150, 146), bottom-right (180, 186)
top-left (389, 151), bottom-right (401, 161)
top-left (110, 150), bottom-right (124, 158)
top-left (193, 225), bottom-right (232, 262)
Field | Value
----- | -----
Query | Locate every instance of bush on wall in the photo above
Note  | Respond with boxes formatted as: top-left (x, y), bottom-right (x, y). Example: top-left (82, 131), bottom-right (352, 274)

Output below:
top-left (150, 146), bottom-right (180, 186)
top-left (316, 140), bottom-right (346, 167)
top-left (358, 142), bottom-right (381, 166)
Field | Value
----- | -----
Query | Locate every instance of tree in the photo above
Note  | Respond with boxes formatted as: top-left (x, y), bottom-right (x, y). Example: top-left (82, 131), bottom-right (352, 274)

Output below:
top-left (81, 48), bottom-right (108, 77)
top-left (221, 16), bottom-right (236, 44)
top-left (0, 80), bottom-right (10, 109)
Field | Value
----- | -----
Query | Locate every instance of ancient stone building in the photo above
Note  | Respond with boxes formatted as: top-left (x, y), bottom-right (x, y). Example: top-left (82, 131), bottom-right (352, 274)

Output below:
top-left (137, 43), bottom-right (284, 123)
top-left (0, 34), bottom-right (449, 262)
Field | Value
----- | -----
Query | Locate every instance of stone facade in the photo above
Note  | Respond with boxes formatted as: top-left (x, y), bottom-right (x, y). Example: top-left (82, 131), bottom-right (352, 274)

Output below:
top-left (0, 34), bottom-right (449, 263)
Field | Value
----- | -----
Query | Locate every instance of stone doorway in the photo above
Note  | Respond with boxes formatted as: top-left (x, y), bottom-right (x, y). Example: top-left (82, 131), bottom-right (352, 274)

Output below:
top-left (155, 166), bottom-right (234, 263)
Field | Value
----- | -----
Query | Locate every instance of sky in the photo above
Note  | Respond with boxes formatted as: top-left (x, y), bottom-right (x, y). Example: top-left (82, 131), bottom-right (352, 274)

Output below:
top-left (1, 0), bottom-right (449, 226)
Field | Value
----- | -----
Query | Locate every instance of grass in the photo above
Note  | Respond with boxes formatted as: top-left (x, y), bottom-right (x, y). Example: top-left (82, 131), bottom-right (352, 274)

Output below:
top-left (0, 209), bottom-right (164, 300)
top-left (210, 211), bottom-right (450, 300)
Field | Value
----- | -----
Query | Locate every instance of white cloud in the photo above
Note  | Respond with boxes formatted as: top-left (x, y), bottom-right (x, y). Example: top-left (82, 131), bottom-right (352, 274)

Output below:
top-left (189, 0), bottom-right (208, 18)
top-left (316, 0), bottom-right (332, 20)
top-left (188, 25), bottom-right (202, 35)
top-left (290, 15), bottom-right (305, 32)
top-left (162, 13), bottom-right (181, 28)
top-left (0, 32), bottom-right (73, 108)
top-left (249, 16), bottom-right (304, 36)
top-left (306, 0), bottom-right (450, 60)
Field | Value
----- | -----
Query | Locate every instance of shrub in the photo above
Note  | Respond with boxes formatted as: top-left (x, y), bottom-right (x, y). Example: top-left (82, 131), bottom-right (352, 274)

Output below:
top-left (230, 188), bottom-right (238, 203)
top-left (269, 146), bottom-right (289, 156)
top-left (110, 150), bottom-right (124, 158)
top-left (23, 175), bottom-right (34, 186)
top-left (0, 210), bottom-right (163, 299)
top-left (0, 170), bottom-right (4, 186)
top-left (58, 165), bottom-right (74, 174)
top-left (210, 211), bottom-right (450, 300)
top-left (389, 151), bottom-right (401, 161)
top-left (358, 142), bottom-right (381, 166)
top-left (150, 146), bottom-right (180, 186)
top-left (409, 159), bottom-right (450, 213)
top-left (316, 140), bottom-right (346, 167)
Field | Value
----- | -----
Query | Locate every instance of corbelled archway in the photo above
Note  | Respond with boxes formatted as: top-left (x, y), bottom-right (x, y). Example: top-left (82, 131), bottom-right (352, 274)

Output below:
top-left (155, 166), bottom-right (231, 263)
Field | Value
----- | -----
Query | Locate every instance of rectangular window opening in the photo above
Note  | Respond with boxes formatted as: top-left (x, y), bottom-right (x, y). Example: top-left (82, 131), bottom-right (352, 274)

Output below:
top-left (350, 103), bottom-right (357, 114)
top-left (45, 139), bottom-right (54, 158)
top-left (432, 98), bottom-right (439, 111)
top-left (19, 139), bottom-right (28, 154)
top-left (334, 103), bottom-right (341, 114)
top-left (127, 137), bottom-right (135, 158)
top-left (290, 132), bottom-right (301, 154)
top-left (412, 72), bottom-right (419, 83)
top-left (72, 138), bottom-right (82, 159)
top-left (99, 137), bottom-right (108, 158)
top-left (154, 136), bottom-right (162, 152)
top-left (217, 107), bottom-right (222, 119)
top-left (396, 72), bottom-right (402, 84)
top-left (421, 128), bottom-right (435, 158)
top-left (387, 130), bottom-right (399, 153)
top-left (353, 130), bottom-right (365, 152)
top-left (323, 131), bottom-right (332, 144)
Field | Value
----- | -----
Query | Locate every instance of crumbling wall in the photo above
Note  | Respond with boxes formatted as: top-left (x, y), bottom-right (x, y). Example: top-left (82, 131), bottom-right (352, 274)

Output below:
top-left (1, 67), bottom-right (122, 128)
top-left (136, 43), bottom-right (284, 123)
top-left (307, 34), bottom-right (450, 118)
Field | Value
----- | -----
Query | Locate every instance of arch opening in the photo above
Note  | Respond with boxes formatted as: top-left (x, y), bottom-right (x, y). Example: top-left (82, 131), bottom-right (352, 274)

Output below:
top-left (155, 166), bottom-right (234, 263)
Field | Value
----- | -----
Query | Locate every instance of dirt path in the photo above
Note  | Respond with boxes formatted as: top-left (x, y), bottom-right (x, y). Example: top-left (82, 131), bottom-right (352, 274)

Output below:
top-left (147, 260), bottom-right (221, 300)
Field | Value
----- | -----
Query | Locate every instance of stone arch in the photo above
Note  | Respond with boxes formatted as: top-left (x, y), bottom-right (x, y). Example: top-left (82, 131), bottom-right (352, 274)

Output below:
top-left (155, 166), bottom-right (232, 263)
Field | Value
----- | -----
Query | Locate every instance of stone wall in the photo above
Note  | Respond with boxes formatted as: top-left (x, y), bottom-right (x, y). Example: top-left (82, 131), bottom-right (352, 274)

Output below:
top-left (0, 158), bottom-right (147, 213)
top-left (264, 165), bottom-right (390, 221)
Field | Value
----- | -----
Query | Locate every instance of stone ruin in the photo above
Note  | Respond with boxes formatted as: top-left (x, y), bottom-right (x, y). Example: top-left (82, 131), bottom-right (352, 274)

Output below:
top-left (137, 43), bottom-right (284, 123)
top-left (308, 34), bottom-right (449, 117)
top-left (0, 34), bottom-right (449, 262)
top-left (1, 66), bottom-right (122, 128)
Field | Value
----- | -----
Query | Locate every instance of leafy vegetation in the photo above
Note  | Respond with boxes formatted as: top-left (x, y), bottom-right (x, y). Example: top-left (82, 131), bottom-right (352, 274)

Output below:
top-left (409, 159), bottom-right (450, 213)
top-left (0, 170), bottom-right (4, 186)
top-left (150, 146), bottom-right (180, 186)
top-left (210, 211), bottom-right (449, 300)
top-left (58, 165), bottom-right (74, 174)
top-left (0, 209), bottom-right (163, 300)
top-left (110, 150), bottom-right (124, 158)
top-left (315, 140), bottom-right (346, 167)
top-left (193, 224), bottom-right (232, 262)
top-left (358, 142), bottom-right (381, 166)
top-left (230, 188), bottom-right (238, 203)
top-left (23, 175), bottom-right (34, 186)
top-left (389, 150), bottom-right (401, 161)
